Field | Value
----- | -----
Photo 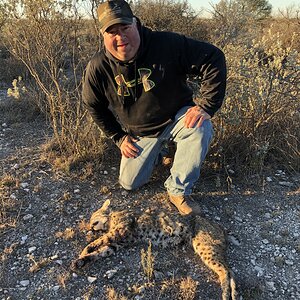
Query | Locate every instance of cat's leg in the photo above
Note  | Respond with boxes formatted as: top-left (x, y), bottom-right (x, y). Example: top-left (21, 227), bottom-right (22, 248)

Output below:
top-left (71, 234), bottom-right (123, 269)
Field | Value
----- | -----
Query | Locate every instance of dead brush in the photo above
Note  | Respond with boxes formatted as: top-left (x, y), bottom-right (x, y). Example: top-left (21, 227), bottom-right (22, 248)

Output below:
top-left (106, 287), bottom-right (128, 300)
top-left (208, 29), bottom-right (300, 177)
top-left (178, 276), bottom-right (198, 300)
top-left (141, 241), bottom-right (155, 282)
top-left (28, 255), bottom-right (52, 273)
top-left (0, 174), bottom-right (20, 229)
top-left (56, 271), bottom-right (71, 289)
top-left (55, 228), bottom-right (75, 240)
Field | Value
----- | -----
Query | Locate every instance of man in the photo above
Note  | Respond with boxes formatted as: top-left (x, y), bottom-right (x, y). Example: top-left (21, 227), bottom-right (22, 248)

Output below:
top-left (82, 0), bottom-right (226, 216)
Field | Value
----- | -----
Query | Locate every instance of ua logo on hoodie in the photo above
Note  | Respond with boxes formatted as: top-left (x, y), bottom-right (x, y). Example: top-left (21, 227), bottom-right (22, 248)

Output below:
top-left (115, 68), bottom-right (155, 96)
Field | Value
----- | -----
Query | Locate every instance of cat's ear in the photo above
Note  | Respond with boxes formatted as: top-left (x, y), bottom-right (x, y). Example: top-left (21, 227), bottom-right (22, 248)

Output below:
top-left (101, 199), bottom-right (111, 211)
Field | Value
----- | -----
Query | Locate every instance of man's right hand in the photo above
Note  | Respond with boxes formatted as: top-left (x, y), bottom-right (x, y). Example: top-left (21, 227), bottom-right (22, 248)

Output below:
top-left (120, 135), bottom-right (139, 158)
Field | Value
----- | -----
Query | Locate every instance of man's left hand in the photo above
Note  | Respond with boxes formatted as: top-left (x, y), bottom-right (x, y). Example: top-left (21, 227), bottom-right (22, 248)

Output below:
top-left (184, 106), bottom-right (211, 128)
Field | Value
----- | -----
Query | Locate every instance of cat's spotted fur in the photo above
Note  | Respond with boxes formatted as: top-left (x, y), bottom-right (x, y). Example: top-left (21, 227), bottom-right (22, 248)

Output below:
top-left (72, 199), bottom-right (237, 300)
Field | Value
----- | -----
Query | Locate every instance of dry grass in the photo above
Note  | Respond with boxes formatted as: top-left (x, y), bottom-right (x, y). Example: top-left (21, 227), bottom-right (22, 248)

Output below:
top-left (178, 276), bottom-right (198, 300)
top-left (0, 174), bottom-right (20, 229)
top-left (28, 256), bottom-right (52, 273)
top-left (57, 271), bottom-right (71, 289)
top-left (1, 13), bottom-right (298, 178)
top-left (0, 90), bottom-right (41, 125)
top-left (41, 133), bottom-right (106, 177)
top-left (81, 286), bottom-right (96, 300)
top-left (141, 241), bottom-right (155, 282)
top-left (55, 228), bottom-right (75, 240)
top-left (1, 242), bottom-right (18, 263)
top-left (106, 287), bottom-right (128, 300)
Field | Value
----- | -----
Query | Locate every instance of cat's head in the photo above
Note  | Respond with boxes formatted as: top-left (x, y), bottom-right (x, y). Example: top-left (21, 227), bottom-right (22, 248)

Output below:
top-left (89, 199), bottom-right (111, 232)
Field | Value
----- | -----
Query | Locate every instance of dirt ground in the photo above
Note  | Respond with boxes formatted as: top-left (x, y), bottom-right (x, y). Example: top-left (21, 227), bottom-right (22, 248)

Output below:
top-left (0, 94), bottom-right (299, 300)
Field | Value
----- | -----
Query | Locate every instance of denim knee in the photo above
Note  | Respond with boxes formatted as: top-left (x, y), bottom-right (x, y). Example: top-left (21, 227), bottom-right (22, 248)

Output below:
top-left (119, 176), bottom-right (146, 191)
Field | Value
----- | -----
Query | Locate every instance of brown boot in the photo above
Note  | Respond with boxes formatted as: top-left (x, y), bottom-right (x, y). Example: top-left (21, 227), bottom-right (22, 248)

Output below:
top-left (168, 193), bottom-right (201, 216)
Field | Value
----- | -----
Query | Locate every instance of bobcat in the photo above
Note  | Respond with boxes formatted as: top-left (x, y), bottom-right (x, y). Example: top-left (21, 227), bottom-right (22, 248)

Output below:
top-left (72, 199), bottom-right (237, 300)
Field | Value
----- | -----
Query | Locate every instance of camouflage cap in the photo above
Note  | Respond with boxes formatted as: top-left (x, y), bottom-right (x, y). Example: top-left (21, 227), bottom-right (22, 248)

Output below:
top-left (97, 0), bottom-right (134, 33)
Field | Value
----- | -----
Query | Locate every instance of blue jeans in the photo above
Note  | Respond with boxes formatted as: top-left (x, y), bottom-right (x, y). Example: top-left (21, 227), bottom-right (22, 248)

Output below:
top-left (119, 106), bottom-right (214, 195)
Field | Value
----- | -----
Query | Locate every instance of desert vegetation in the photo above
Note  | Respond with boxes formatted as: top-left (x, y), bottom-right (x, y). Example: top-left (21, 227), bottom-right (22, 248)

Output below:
top-left (0, 0), bottom-right (299, 176)
top-left (0, 1), bottom-right (299, 299)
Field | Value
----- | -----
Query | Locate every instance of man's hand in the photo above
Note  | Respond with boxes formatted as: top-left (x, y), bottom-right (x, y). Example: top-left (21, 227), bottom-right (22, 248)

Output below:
top-left (184, 106), bottom-right (211, 128)
top-left (120, 135), bottom-right (139, 158)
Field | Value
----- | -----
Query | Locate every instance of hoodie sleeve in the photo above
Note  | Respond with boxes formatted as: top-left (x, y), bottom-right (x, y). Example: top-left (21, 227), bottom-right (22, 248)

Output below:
top-left (82, 59), bottom-right (127, 147)
top-left (178, 35), bottom-right (227, 117)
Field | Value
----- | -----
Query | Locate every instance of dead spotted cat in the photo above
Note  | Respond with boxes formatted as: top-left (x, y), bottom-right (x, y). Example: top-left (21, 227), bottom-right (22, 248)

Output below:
top-left (72, 199), bottom-right (237, 300)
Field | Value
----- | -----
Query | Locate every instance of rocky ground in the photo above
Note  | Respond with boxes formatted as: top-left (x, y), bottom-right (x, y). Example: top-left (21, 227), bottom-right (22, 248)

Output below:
top-left (0, 94), bottom-right (299, 300)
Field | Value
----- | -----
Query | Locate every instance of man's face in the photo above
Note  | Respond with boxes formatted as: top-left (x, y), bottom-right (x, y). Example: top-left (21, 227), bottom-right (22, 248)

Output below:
top-left (103, 22), bottom-right (140, 62)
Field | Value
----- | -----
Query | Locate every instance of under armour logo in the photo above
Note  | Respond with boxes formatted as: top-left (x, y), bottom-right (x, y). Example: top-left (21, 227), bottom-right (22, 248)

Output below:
top-left (115, 68), bottom-right (155, 96)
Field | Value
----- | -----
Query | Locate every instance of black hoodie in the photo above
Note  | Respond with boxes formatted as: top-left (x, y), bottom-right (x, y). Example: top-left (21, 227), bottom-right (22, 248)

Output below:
top-left (82, 25), bottom-right (226, 147)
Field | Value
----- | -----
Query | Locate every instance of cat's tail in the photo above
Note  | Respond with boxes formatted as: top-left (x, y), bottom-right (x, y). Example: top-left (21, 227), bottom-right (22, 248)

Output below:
top-left (223, 270), bottom-right (238, 300)
top-left (192, 239), bottom-right (238, 300)
top-left (214, 263), bottom-right (238, 300)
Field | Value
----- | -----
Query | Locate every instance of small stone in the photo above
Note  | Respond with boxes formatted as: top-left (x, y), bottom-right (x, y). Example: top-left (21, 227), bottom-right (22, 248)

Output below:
top-left (233, 216), bottom-right (243, 222)
top-left (103, 170), bottom-right (108, 175)
top-left (2, 123), bottom-right (8, 127)
top-left (55, 260), bottom-right (63, 265)
top-left (23, 214), bottom-right (33, 221)
top-left (28, 246), bottom-right (37, 253)
top-left (20, 182), bottom-right (29, 188)
top-left (266, 281), bottom-right (276, 291)
top-left (262, 239), bottom-right (269, 244)
top-left (52, 285), bottom-right (60, 291)
top-left (285, 260), bottom-right (294, 266)
top-left (74, 189), bottom-right (80, 193)
top-left (228, 234), bottom-right (241, 246)
top-left (121, 190), bottom-right (128, 196)
top-left (87, 276), bottom-right (97, 283)
top-left (72, 273), bottom-right (78, 278)
top-left (21, 235), bottom-right (28, 245)
top-left (254, 266), bottom-right (264, 276)
top-left (279, 181), bottom-right (293, 187)
top-left (19, 280), bottom-right (30, 287)
top-left (264, 213), bottom-right (271, 218)
top-left (266, 177), bottom-right (273, 182)
top-left (105, 269), bottom-right (117, 279)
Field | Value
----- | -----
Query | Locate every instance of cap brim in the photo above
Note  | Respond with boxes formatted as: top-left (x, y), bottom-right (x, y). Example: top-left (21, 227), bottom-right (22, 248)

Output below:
top-left (102, 17), bottom-right (133, 33)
